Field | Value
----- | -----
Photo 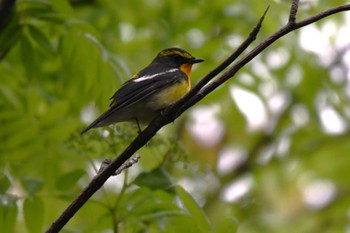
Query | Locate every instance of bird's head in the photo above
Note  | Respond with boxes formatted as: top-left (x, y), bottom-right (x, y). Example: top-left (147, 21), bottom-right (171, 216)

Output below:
top-left (153, 47), bottom-right (204, 76)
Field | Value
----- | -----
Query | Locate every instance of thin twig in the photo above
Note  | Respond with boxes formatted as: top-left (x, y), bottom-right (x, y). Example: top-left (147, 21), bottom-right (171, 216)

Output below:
top-left (289, 0), bottom-right (300, 23)
top-left (115, 154), bottom-right (140, 175)
top-left (180, 3), bottom-right (350, 112)
top-left (46, 3), bottom-right (350, 233)
top-left (176, 5), bottom-right (270, 109)
top-left (98, 154), bottom-right (141, 176)
top-left (296, 4), bottom-right (350, 28)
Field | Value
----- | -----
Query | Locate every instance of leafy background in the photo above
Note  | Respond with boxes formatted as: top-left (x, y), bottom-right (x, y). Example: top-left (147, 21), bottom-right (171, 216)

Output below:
top-left (1, 0), bottom-right (350, 232)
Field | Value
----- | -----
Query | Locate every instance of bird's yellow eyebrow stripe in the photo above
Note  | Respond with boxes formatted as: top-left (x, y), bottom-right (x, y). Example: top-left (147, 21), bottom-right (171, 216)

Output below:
top-left (159, 50), bottom-right (193, 59)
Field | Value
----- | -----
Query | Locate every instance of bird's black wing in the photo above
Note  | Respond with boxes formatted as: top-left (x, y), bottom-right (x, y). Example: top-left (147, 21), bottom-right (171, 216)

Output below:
top-left (110, 67), bottom-right (184, 109)
top-left (80, 67), bottom-right (185, 134)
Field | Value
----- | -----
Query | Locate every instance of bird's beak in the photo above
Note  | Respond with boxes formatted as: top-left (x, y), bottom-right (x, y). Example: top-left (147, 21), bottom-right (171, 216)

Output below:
top-left (190, 58), bottom-right (204, 64)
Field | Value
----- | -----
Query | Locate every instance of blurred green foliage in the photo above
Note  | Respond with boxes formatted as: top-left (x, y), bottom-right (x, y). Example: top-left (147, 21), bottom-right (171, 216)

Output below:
top-left (1, 0), bottom-right (350, 232)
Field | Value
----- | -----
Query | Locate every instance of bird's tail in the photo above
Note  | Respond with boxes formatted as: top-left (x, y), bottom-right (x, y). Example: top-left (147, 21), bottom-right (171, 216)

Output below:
top-left (80, 107), bottom-right (118, 135)
top-left (80, 121), bottom-right (98, 135)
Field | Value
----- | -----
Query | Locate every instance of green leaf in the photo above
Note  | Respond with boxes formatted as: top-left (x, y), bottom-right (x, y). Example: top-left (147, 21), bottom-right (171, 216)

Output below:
top-left (163, 214), bottom-right (202, 233)
top-left (213, 217), bottom-right (238, 233)
top-left (0, 195), bottom-right (18, 233)
top-left (139, 209), bottom-right (184, 221)
top-left (134, 168), bottom-right (174, 192)
top-left (20, 0), bottom-right (53, 20)
top-left (129, 190), bottom-right (179, 218)
top-left (55, 169), bottom-right (86, 191)
top-left (28, 24), bottom-right (54, 53)
top-left (23, 196), bottom-right (44, 233)
top-left (20, 35), bottom-right (36, 77)
top-left (20, 0), bottom-right (52, 11)
top-left (134, 201), bottom-right (182, 220)
top-left (21, 178), bottom-right (43, 196)
top-left (4, 123), bottom-right (39, 154)
top-left (0, 13), bottom-right (21, 52)
top-left (0, 174), bottom-right (11, 193)
top-left (176, 185), bottom-right (211, 233)
top-left (50, 0), bottom-right (74, 16)
top-left (0, 85), bottom-right (22, 110)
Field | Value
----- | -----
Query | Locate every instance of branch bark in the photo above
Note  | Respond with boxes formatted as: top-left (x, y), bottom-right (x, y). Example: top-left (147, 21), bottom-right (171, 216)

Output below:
top-left (46, 2), bottom-right (350, 233)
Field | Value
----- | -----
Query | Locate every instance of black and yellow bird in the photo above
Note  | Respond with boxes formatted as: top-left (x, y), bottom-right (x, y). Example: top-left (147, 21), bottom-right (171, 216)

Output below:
top-left (81, 47), bottom-right (204, 134)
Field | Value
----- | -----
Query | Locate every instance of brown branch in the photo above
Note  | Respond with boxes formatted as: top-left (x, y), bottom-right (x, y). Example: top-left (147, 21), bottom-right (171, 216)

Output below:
top-left (98, 154), bottom-right (141, 176)
top-left (46, 3), bottom-right (350, 233)
top-left (289, 0), bottom-right (300, 23)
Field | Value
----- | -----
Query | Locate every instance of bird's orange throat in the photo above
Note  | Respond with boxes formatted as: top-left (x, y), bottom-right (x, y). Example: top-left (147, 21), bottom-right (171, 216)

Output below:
top-left (180, 63), bottom-right (193, 77)
top-left (180, 63), bottom-right (193, 89)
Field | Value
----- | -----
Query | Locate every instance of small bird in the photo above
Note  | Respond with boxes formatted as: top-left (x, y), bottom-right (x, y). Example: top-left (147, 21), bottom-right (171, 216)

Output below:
top-left (81, 47), bottom-right (204, 134)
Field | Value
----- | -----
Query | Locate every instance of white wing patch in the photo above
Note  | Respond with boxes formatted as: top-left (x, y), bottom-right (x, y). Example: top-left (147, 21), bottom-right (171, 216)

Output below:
top-left (132, 68), bottom-right (178, 83)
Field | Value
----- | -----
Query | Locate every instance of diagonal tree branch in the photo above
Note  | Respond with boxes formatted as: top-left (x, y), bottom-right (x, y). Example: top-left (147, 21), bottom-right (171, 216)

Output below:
top-left (46, 3), bottom-right (350, 233)
top-left (180, 3), bottom-right (350, 112)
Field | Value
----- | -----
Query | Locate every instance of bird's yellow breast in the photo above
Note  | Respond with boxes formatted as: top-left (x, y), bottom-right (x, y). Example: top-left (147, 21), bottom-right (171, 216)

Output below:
top-left (149, 79), bottom-right (190, 110)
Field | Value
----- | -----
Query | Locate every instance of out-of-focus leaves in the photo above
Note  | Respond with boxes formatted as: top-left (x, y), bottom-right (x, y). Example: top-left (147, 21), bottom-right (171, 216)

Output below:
top-left (50, 0), bottom-right (74, 16)
top-left (55, 169), bottom-right (86, 191)
top-left (292, 61), bottom-right (326, 110)
top-left (176, 185), bottom-right (211, 233)
top-left (0, 85), bottom-right (22, 110)
top-left (21, 178), bottom-right (43, 196)
top-left (0, 15), bottom-right (21, 53)
top-left (0, 195), bottom-right (18, 233)
top-left (0, 174), bottom-right (11, 193)
top-left (213, 217), bottom-right (239, 233)
top-left (20, 34), bottom-right (36, 78)
top-left (3, 122), bottom-right (39, 158)
top-left (23, 196), bottom-right (44, 233)
top-left (133, 200), bottom-right (181, 221)
top-left (27, 24), bottom-right (54, 53)
top-left (134, 168), bottom-right (174, 192)
top-left (117, 187), bottom-right (176, 223)
top-left (163, 214), bottom-right (203, 233)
